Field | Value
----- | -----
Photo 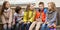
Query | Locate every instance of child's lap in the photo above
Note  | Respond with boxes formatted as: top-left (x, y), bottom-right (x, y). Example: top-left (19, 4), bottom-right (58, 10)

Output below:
top-left (48, 23), bottom-right (56, 27)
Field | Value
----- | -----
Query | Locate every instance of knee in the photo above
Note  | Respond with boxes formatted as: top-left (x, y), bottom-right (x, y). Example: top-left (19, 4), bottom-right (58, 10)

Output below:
top-left (8, 24), bottom-right (11, 28)
top-left (21, 23), bottom-right (25, 27)
top-left (3, 24), bottom-right (7, 28)
top-left (35, 27), bottom-right (40, 30)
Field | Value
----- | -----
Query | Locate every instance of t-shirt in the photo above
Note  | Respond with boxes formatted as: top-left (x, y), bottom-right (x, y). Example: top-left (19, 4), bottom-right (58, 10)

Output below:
top-left (13, 12), bottom-right (24, 22)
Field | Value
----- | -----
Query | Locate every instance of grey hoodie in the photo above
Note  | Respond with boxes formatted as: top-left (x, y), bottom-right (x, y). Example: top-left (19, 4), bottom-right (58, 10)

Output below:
top-left (46, 10), bottom-right (57, 26)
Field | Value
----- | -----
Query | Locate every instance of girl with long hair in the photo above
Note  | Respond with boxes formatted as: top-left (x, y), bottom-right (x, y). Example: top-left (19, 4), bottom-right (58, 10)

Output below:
top-left (21, 4), bottom-right (36, 30)
top-left (1, 1), bottom-right (12, 30)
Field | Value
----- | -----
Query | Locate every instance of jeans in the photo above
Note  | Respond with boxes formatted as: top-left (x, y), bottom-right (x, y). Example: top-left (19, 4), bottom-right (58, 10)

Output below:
top-left (41, 23), bottom-right (50, 30)
top-left (14, 22), bottom-right (22, 30)
top-left (21, 22), bottom-right (32, 30)
top-left (3, 23), bottom-right (11, 30)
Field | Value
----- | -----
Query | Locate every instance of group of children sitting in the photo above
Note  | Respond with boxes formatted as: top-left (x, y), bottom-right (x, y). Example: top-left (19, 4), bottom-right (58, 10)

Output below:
top-left (0, 1), bottom-right (57, 30)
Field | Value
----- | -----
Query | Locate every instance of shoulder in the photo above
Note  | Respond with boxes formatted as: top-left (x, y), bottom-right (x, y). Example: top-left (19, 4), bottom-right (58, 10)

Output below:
top-left (14, 13), bottom-right (18, 16)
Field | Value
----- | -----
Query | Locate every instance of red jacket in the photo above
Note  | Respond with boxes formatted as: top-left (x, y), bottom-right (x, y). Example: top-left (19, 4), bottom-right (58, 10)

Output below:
top-left (35, 11), bottom-right (46, 22)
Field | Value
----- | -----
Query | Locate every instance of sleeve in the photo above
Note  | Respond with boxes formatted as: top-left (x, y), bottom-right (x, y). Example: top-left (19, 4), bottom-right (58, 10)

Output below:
top-left (9, 9), bottom-right (13, 24)
top-left (45, 10), bottom-right (48, 22)
top-left (1, 15), bottom-right (6, 24)
top-left (29, 11), bottom-right (36, 22)
top-left (23, 12), bottom-right (28, 23)
top-left (13, 13), bottom-right (16, 22)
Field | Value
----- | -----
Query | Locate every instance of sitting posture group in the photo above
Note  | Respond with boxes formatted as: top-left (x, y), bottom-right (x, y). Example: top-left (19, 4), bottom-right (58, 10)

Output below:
top-left (1, 1), bottom-right (57, 30)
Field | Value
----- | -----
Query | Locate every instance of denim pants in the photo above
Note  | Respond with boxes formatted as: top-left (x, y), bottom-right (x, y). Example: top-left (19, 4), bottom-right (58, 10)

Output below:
top-left (3, 23), bottom-right (11, 30)
top-left (21, 22), bottom-right (32, 30)
top-left (41, 23), bottom-right (50, 30)
top-left (14, 22), bottom-right (22, 30)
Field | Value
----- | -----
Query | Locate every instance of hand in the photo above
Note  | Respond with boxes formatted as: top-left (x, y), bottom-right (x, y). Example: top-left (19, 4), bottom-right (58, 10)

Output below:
top-left (12, 22), bottom-right (15, 25)
top-left (24, 22), bottom-right (27, 24)
top-left (36, 18), bottom-right (40, 22)
top-left (19, 20), bottom-right (23, 23)
top-left (45, 22), bottom-right (49, 24)
top-left (27, 22), bottom-right (30, 24)
top-left (12, 20), bottom-right (15, 25)
top-left (54, 24), bottom-right (56, 28)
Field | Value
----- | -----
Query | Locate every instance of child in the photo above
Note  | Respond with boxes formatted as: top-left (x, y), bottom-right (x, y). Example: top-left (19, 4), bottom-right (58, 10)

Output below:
top-left (47, 2), bottom-right (57, 30)
top-left (29, 2), bottom-right (47, 30)
top-left (1, 1), bottom-right (12, 30)
top-left (41, 2), bottom-right (57, 30)
top-left (13, 6), bottom-right (24, 30)
top-left (21, 4), bottom-right (36, 30)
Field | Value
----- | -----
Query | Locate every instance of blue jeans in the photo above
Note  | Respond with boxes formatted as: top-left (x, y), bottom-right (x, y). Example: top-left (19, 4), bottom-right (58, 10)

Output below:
top-left (14, 22), bottom-right (22, 30)
top-left (15, 23), bottom-right (20, 30)
top-left (41, 23), bottom-right (50, 30)
top-left (3, 23), bottom-right (11, 30)
top-left (21, 22), bottom-right (31, 30)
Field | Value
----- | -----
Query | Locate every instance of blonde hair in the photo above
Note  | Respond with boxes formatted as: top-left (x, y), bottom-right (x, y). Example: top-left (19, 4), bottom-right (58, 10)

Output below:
top-left (48, 2), bottom-right (56, 11)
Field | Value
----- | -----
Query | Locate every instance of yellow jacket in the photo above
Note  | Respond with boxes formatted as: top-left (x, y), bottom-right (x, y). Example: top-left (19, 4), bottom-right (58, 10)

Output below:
top-left (23, 11), bottom-right (28, 23)
top-left (23, 10), bottom-right (36, 23)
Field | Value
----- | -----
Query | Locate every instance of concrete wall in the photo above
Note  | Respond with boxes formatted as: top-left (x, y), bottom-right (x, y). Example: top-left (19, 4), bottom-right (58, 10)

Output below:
top-left (0, 0), bottom-right (60, 7)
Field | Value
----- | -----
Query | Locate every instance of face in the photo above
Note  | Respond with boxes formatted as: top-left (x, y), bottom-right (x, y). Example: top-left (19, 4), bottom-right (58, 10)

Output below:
top-left (30, 5), bottom-right (35, 10)
top-left (48, 4), bottom-right (52, 10)
top-left (39, 4), bottom-right (44, 10)
top-left (5, 2), bottom-right (10, 8)
top-left (19, 10), bottom-right (22, 13)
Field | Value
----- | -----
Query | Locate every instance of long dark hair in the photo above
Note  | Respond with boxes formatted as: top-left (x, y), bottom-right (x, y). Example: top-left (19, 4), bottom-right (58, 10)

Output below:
top-left (1, 1), bottom-right (8, 15)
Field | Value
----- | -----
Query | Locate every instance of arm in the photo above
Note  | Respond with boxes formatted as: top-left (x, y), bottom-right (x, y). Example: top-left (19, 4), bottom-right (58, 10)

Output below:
top-left (23, 12), bottom-right (28, 23)
top-left (9, 9), bottom-right (12, 24)
top-left (1, 15), bottom-right (6, 24)
top-left (12, 14), bottom-right (16, 25)
top-left (29, 11), bottom-right (36, 22)
top-left (45, 10), bottom-right (49, 24)
top-left (45, 11), bottom-right (48, 22)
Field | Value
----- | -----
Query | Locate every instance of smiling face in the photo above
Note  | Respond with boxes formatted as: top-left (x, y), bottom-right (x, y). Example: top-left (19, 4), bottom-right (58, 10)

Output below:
top-left (19, 10), bottom-right (22, 14)
top-left (39, 2), bottom-right (44, 10)
top-left (39, 4), bottom-right (44, 10)
top-left (5, 2), bottom-right (10, 8)
top-left (48, 3), bottom-right (52, 10)
top-left (30, 4), bottom-right (35, 10)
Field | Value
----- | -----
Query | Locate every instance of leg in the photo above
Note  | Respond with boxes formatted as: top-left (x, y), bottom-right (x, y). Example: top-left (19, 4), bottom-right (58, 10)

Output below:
top-left (19, 23), bottom-right (23, 30)
top-left (21, 23), bottom-right (26, 30)
top-left (8, 23), bottom-right (11, 30)
top-left (14, 23), bottom-right (20, 30)
top-left (35, 22), bottom-right (42, 30)
top-left (3, 24), bottom-right (7, 30)
top-left (29, 21), bottom-right (36, 30)
top-left (46, 24), bottom-right (50, 30)
top-left (40, 23), bottom-right (46, 30)
top-left (11, 24), bottom-right (15, 30)
top-left (26, 22), bottom-right (32, 30)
